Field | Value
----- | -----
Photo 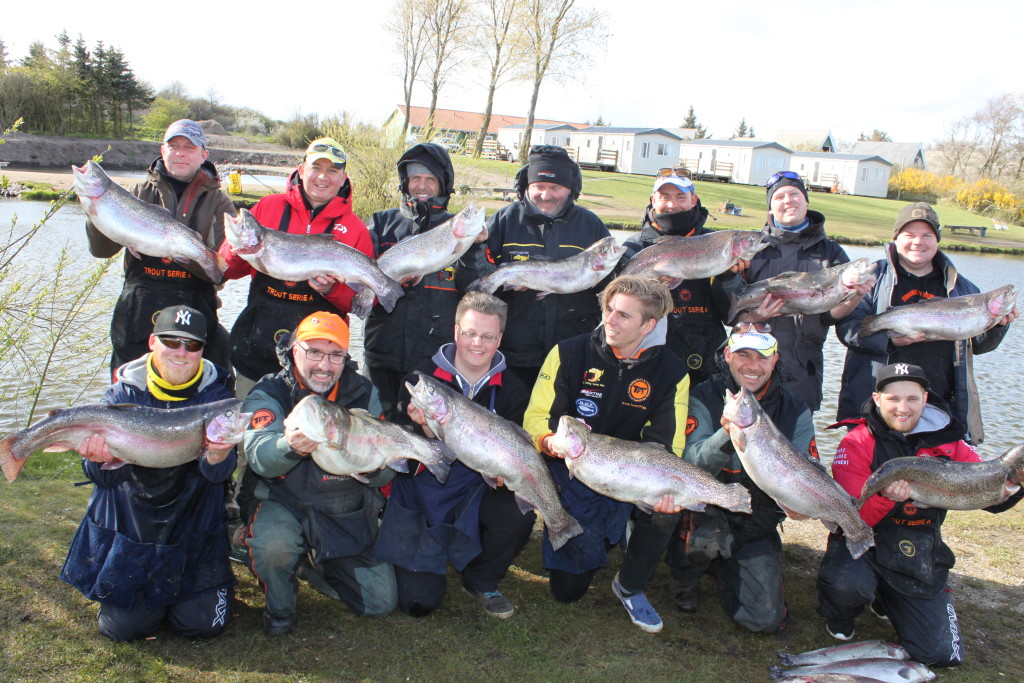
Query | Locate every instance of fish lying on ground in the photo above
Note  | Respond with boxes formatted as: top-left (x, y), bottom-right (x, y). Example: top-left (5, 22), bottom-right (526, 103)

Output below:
top-left (283, 394), bottom-right (454, 483)
top-left (405, 372), bottom-right (584, 550)
top-left (859, 284), bottom-right (1017, 341)
top-left (858, 444), bottom-right (1024, 510)
top-left (722, 387), bottom-right (875, 559)
top-left (778, 640), bottom-right (910, 666)
top-left (547, 415), bottom-right (751, 514)
top-left (774, 674), bottom-right (897, 682)
top-left (621, 229), bottom-right (768, 287)
top-left (0, 399), bottom-right (249, 482)
top-left (769, 658), bottom-right (935, 682)
top-left (467, 236), bottom-right (625, 298)
top-left (729, 258), bottom-right (876, 321)
top-left (376, 204), bottom-right (485, 286)
top-left (223, 209), bottom-right (403, 318)
top-left (73, 160), bottom-right (226, 283)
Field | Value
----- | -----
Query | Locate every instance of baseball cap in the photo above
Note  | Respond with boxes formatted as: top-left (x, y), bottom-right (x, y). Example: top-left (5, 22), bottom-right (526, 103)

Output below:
top-left (653, 175), bottom-right (696, 194)
top-left (163, 119), bottom-right (207, 148)
top-left (305, 137), bottom-right (347, 167)
top-left (152, 305), bottom-right (207, 342)
top-left (727, 325), bottom-right (778, 357)
top-left (893, 202), bottom-right (941, 242)
top-left (875, 362), bottom-right (930, 392)
top-left (295, 311), bottom-right (350, 349)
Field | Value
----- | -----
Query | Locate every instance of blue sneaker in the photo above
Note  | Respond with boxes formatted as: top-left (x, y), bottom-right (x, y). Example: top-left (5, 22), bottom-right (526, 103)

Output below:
top-left (612, 572), bottom-right (663, 633)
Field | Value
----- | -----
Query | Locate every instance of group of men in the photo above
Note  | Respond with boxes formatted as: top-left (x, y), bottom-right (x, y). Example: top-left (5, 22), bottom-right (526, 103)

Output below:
top-left (66, 119), bottom-right (1020, 667)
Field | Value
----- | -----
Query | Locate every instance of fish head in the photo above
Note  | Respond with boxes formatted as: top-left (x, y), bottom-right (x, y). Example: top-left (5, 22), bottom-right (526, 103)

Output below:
top-left (841, 258), bottom-right (877, 287)
top-left (722, 387), bottom-right (759, 430)
top-left (451, 203), bottom-right (485, 240)
top-left (549, 416), bottom-right (589, 461)
top-left (733, 231), bottom-right (769, 260)
top-left (283, 394), bottom-right (338, 445)
top-left (206, 404), bottom-right (254, 445)
top-left (224, 209), bottom-right (264, 255)
top-left (988, 284), bottom-right (1018, 317)
top-left (589, 237), bottom-right (627, 272)
top-left (71, 160), bottom-right (110, 199)
top-left (405, 372), bottom-right (452, 425)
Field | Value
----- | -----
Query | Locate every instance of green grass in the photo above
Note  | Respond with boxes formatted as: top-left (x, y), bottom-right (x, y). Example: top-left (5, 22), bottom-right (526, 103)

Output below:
top-left (2, 456), bottom-right (1022, 681)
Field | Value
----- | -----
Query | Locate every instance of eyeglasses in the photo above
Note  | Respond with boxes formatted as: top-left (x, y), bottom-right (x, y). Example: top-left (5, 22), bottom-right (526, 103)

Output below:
top-left (295, 341), bottom-right (347, 365)
top-left (158, 336), bottom-right (204, 352)
top-left (731, 321), bottom-right (772, 334)
top-left (657, 167), bottom-right (692, 179)
top-left (307, 143), bottom-right (347, 164)
top-left (456, 325), bottom-right (501, 344)
top-left (765, 170), bottom-right (801, 187)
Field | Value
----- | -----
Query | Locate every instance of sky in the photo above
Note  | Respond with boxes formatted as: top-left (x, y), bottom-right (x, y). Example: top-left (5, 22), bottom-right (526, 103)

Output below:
top-left (4, 0), bottom-right (1021, 148)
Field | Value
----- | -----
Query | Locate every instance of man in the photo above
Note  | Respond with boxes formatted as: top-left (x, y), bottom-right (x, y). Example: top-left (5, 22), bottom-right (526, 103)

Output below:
top-left (236, 312), bottom-right (397, 635)
top-left (86, 119), bottom-right (236, 373)
top-left (836, 202), bottom-right (1017, 443)
top-left (818, 363), bottom-right (1023, 666)
top-left (738, 172), bottom-right (870, 412)
top-left (671, 323), bottom-right (815, 632)
top-left (374, 292), bottom-right (535, 618)
top-left (60, 305), bottom-right (236, 641)
top-left (363, 143), bottom-right (488, 420)
top-left (525, 276), bottom-right (689, 633)
top-left (622, 170), bottom-right (745, 384)
top-left (484, 144), bottom-right (611, 388)
top-left (220, 137), bottom-right (373, 396)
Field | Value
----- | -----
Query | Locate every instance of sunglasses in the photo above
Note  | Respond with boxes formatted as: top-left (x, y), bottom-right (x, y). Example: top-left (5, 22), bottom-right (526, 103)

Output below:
top-left (765, 170), bottom-right (801, 187)
top-left (657, 167), bottom-right (692, 179)
top-left (731, 321), bottom-right (772, 334)
top-left (158, 336), bottom-right (204, 352)
top-left (307, 143), bottom-right (347, 163)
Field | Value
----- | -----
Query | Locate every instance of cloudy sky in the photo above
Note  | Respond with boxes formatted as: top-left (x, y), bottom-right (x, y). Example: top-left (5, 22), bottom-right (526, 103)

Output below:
top-left (5, 0), bottom-right (1019, 147)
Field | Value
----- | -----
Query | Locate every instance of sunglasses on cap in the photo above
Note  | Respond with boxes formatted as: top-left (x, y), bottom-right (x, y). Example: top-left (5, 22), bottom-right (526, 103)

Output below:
top-left (307, 143), bottom-right (347, 163)
top-left (731, 321), bottom-right (772, 334)
top-left (158, 336), bottom-right (204, 352)
top-left (764, 170), bottom-right (801, 187)
top-left (657, 167), bottom-right (692, 179)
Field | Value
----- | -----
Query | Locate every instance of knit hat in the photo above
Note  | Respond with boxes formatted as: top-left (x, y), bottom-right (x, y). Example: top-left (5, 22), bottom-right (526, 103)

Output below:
top-left (295, 312), bottom-right (350, 349)
top-left (163, 120), bottom-right (207, 148)
top-left (526, 145), bottom-right (578, 191)
top-left (765, 171), bottom-right (808, 208)
top-left (893, 202), bottom-right (941, 242)
top-left (152, 305), bottom-right (207, 342)
top-left (875, 362), bottom-right (930, 392)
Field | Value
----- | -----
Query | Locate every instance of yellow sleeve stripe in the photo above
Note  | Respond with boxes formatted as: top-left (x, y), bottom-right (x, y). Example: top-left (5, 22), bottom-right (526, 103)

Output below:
top-left (524, 346), bottom-right (562, 450)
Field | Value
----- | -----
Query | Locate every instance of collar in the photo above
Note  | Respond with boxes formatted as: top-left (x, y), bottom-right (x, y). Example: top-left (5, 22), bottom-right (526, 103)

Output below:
top-left (146, 354), bottom-right (203, 401)
top-left (431, 343), bottom-right (507, 399)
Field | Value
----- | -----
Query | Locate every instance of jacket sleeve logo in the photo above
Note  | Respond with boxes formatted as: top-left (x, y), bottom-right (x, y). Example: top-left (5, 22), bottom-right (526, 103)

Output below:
top-left (628, 379), bottom-right (651, 402)
top-left (250, 409), bottom-right (277, 429)
top-left (685, 416), bottom-right (698, 435)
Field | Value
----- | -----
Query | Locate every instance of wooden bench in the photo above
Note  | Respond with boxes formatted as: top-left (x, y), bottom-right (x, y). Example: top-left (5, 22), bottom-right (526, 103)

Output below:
top-left (492, 187), bottom-right (518, 201)
top-left (945, 224), bottom-right (987, 237)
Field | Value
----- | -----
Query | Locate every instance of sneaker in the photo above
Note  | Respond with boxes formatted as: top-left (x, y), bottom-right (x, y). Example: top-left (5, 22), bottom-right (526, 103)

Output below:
top-left (669, 579), bottom-right (698, 613)
top-left (263, 609), bottom-right (296, 636)
top-left (612, 572), bottom-right (663, 633)
top-left (466, 589), bottom-right (515, 619)
top-left (870, 599), bottom-right (890, 621)
top-left (826, 619), bottom-right (855, 641)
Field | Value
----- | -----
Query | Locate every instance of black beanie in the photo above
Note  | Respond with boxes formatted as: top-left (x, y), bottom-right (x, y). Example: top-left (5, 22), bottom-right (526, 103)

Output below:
top-left (765, 176), bottom-right (808, 208)
top-left (526, 145), bottom-right (578, 192)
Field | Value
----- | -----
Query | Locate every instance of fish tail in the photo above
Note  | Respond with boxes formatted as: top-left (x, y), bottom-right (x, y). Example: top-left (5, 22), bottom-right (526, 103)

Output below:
top-left (465, 277), bottom-right (486, 293)
top-left (0, 436), bottom-right (27, 482)
top-left (422, 441), bottom-right (457, 484)
top-left (723, 483), bottom-right (753, 514)
top-left (202, 251), bottom-right (225, 284)
top-left (375, 281), bottom-right (403, 315)
top-left (547, 514), bottom-right (585, 551)
top-left (767, 666), bottom-right (789, 680)
top-left (845, 525), bottom-right (876, 560)
top-left (349, 289), bottom-right (376, 319)
top-left (775, 652), bottom-right (798, 666)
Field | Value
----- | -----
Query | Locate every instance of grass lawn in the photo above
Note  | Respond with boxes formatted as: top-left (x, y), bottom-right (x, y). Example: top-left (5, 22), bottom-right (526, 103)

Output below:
top-left (2, 455), bottom-right (1023, 682)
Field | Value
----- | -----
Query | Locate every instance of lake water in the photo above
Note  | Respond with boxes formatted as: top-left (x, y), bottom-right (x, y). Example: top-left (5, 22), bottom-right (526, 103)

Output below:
top-left (2, 198), bottom-right (1022, 462)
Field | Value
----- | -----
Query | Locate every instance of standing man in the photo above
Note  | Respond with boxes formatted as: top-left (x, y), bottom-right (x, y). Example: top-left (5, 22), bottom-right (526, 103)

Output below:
top-left (220, 137), bottom-right (373, 396)
top-left (525, 276), bottom-right (689, 633)
top-left (236, 312), bottom-right (397, 636)
top-left (86, 119), bottom-right (236, 373)
top-left (836, 202), bottom-right (1016, 443)
top-left (671, 323), bottom-right (815, 631)
top-left (374, 292), bottom-right (535, 618)
top-left (363, 143), bottom-right (488, 420)
top-left (60, 305), bottom-right (237, 641)
top-left (818, 363), bottom-right (1023, 665)
top-left (485, 145), bottom-right (610, 388)
top-left (739, 172), bottom-right (871, 412)
top-left (622, 170), bottom-right (745, 384)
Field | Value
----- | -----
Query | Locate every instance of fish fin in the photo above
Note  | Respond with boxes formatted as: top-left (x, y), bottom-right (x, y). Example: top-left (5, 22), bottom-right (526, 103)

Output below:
top-left (349, 289), bottom-right (375, 319)
top-left (351, 472), bottom-right (371, 484)
top-left (41, 442), bottom-right (75, 453)
top-left (421, 443), bottom-right (454, 484)
top-left (389, 459), bottom-right (410, 474)
top-left (911, 499), bottom-right (932, 509)
top-left (547, 515), bottom-right (585, 551)
top-left (465, 277), bottom-right (487, 293)
top-left (172, 256), bottom-right (190, 264)
top-left (775, 652), bottom-right (798, 666)
top-left (127, 246), bottom-right (142, 260)
top-left (0, 436), bottom-right (27, 482)
top-left (767, 666), bottom-right (789, 680)
top-left (513, 492), bottom-right (537, 515)
top-left (665, 278), bottom-right (684, 290)
top-left (100, 458), bottom-right (128, 471)
top-left (634, 500), bottom-right (656, 514)
top-left (820, 519), bottom-right (839, 534)
top-left (482, 474), bottom-right (501, 489)
top-left (534, 291), bottom-right (552, 300)
top-left (682, 502), bottom-right (706, 512)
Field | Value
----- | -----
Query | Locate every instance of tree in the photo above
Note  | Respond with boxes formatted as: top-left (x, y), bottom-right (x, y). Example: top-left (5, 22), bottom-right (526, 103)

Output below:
top-left (857, 129), bottom-right (892, 142)
top-left (519, 0), bottom-right (606, 162)
top-left (142, 96), bottom-right (190, 136)
top-left (733, 117), bottom-right (749, 139)
top-left (681, 105), bottom-right (708, 139)
top-left (386, 0), bottom-right (430, 145)
top-left (0, 39), bottom-right (8, 69)
top-left (419, 0), bottom-right (470, 143)
top-left (469, 0), bottom-right (526, 157)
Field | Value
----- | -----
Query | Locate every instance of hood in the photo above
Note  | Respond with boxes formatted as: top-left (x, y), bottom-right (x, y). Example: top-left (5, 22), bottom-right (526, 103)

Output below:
top-left (864, 395), bottom-right (965, 447)
top-left (397, 143), bottom-right (455, 217)
top-left (430, 342), bottom-right (509, 400)
top-left (883, 241), bottom-right (959, 293)
top-left (592, 316), bottom-right (668, 369)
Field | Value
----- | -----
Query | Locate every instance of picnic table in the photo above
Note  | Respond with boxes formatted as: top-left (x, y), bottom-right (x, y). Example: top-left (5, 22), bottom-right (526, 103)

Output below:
top-left (945, 224), bottom-right (987, 237)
